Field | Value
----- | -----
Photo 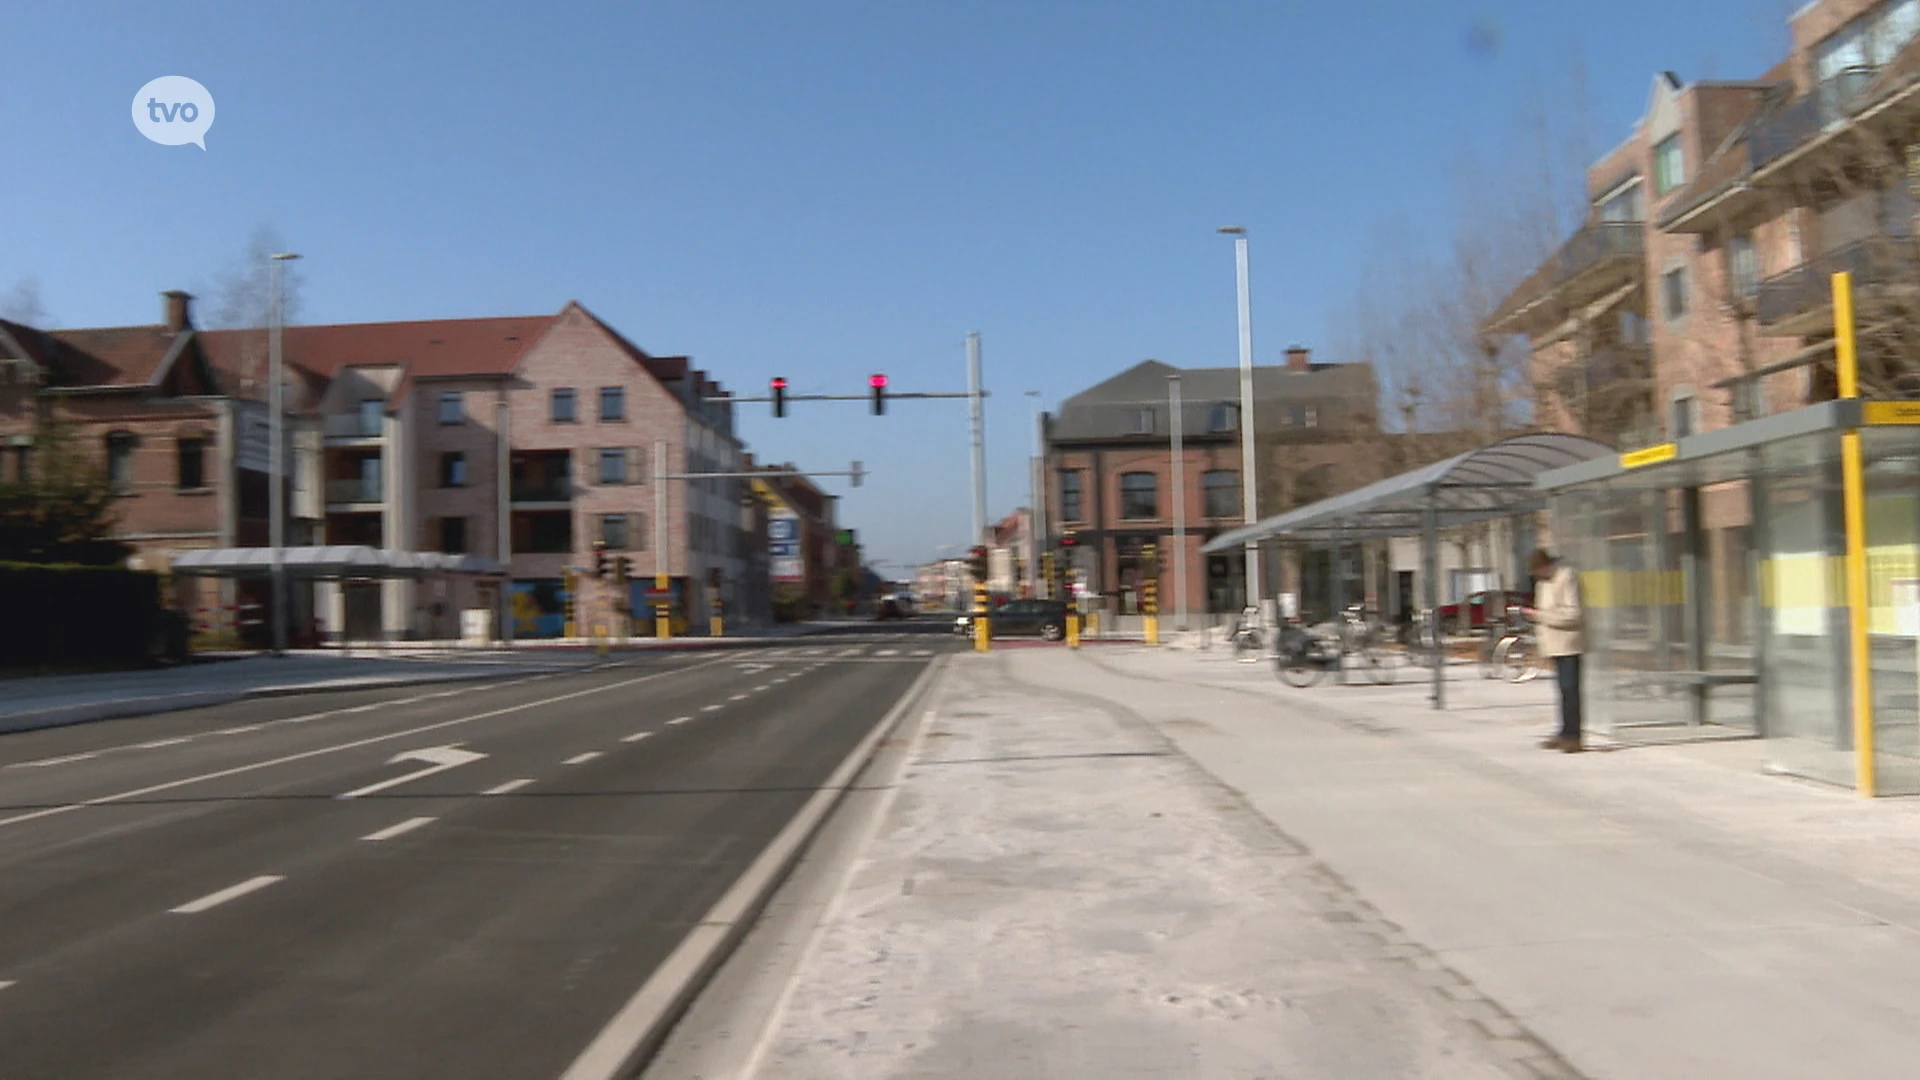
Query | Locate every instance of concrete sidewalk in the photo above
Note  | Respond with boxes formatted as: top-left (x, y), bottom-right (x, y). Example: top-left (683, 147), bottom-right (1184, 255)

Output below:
top-left (715, 650), bottom-right (1568, 1079)
top-left (693, 643), bottom-right (1920, 1079)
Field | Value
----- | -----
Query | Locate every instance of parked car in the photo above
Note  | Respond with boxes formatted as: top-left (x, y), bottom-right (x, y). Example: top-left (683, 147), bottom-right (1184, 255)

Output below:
top-left (874, 596), bottom-right (905, 620)
top-left (951, 599), bottom-right (1070, 641)
top-left (1435, 589), bottom-right (1531, 633)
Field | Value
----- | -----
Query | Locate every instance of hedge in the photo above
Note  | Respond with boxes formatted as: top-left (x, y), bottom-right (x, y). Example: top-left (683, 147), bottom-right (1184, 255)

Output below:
top-left (0, 562), bottom-right (160, 668)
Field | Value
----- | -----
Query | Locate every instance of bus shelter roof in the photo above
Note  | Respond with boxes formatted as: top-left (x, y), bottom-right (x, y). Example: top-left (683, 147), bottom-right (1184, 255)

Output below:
top-left (170, 545), bottom-right (508, 579)
top-left (1202, 432), bottom-right (1613, 550)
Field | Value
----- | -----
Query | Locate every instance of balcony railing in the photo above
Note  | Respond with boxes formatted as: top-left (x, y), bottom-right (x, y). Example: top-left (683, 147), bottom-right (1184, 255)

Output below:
top-left (509, 480), bottom-right (573, 503)
top-left (1749, 67), bottom-right (1880, 171)
top-left (1755, 236), bottom-right (1920, 326)
top-left (1546, 222), bottom-right (1644, 288)
top-left (326, 476), bottom-right (384, 503)
top-left (1553, 344), bottom-right (1653, 403)
top-left (323, 412), bottom-right (385, 439)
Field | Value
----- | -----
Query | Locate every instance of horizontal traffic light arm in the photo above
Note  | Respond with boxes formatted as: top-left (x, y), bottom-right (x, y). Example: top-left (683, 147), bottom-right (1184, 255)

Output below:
top-left (708, 391), bottom-right (986, 403)
top-left (657, 466), bottom-right (865, 481)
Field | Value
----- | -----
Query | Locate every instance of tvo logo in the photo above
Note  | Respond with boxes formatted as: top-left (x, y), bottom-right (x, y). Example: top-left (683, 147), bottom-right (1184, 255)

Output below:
top-left (131, 76), bottom-right (215, 149)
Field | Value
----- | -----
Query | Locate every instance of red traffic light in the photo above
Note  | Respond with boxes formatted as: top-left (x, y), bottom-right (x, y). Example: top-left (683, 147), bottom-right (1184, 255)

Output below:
top-left (870, 373), bottom-right (888, 415)
top-left (771, 377), bottom-right (788, 389)
top-left (771, 376), bottom-right (788, 418)
top-left (869, 374), bottom-right (887, 388)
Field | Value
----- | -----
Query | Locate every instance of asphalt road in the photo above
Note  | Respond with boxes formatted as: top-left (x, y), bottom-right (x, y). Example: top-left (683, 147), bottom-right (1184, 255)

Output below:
top-left (0, 622), bottom-right (956, 1080)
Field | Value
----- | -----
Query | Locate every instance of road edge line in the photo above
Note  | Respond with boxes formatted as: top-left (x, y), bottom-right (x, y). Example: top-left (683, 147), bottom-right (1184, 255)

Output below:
top-left (557, 653), bottom-right (950, 1080)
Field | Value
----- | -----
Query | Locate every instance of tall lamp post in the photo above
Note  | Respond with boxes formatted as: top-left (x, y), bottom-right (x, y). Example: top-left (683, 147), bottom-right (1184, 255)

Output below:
top-left (268, 251), bottom-right (301, 655)
top-left (1218, 226), bottom-right (1261, 621)
top-left (1168, 373), bottom-right (1189, 631)
top-left (1024, 389), bottom-right (1042, 599)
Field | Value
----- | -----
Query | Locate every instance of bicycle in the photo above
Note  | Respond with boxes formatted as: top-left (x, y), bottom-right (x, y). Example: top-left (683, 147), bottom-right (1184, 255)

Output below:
top-left (1491, 626), bottom-right (1543, 682)
top-left (1337, 605), bottom-right (1397, 686)
top-left (1229, 608), bottom-right (1264, 662)
top-left (1402, 608), bottom-right (1442, 668)
top-left (1275, 618), bottom-right (1341, 687)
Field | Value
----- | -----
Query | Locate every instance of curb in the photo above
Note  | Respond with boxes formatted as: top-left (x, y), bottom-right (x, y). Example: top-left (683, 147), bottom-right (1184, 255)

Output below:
top-left (558, 653), bottom-right (951, 1080)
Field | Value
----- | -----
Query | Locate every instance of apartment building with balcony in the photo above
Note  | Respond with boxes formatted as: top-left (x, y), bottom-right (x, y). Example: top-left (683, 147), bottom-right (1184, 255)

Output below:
top-left (1043, 349), bottom-right (1378, 617)
top-left (194, 302), bottom-right (753, 642)
top-left (1491, 0), bottom-right (1920, 450)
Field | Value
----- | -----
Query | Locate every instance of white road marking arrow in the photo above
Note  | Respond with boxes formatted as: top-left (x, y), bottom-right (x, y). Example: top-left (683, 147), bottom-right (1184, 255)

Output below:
top-left (337, 745), bottom-right (487, 800)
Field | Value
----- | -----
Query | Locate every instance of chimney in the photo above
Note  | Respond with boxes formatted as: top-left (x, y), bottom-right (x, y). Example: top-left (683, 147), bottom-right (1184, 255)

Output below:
top-left (162, 290), bottom-right (194, 332)
top-left (1285, 344), bottom-right (1310, 373)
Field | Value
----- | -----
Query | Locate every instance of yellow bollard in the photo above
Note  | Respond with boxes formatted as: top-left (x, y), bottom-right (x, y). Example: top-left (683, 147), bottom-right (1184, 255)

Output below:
top-left (1144, 614), bottom-right (1159, 645)
top-left (973, 584), bottom-right (991, 653)
top-left (593, 624), bottom-right (609, 657)
top-left (654, 572), bottom-right (672, 640)
top-left (710, 614), bottom-right (724, 637)
top-left (1066, 612), bottom-right (1081, 648)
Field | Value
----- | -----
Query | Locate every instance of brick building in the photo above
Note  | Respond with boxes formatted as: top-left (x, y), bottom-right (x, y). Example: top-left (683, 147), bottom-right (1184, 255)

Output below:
top-left (1043, 349), bottom-right (1378, 617)
top-left (0, 291), bottom-right (271, 629)
top-left (2, 292), bottom-right (773, 643)
top-left (1489, 0), bottom-right (1920, 449)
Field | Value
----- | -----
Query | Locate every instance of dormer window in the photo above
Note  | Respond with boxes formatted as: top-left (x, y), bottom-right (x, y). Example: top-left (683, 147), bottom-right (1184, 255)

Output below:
top-left (1208, 403), bottom-right (1239, 432)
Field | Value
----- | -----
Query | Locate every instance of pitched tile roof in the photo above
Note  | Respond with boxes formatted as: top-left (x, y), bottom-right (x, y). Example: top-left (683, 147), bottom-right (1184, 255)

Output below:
top-left (198, 314), bottom-right (556, 403)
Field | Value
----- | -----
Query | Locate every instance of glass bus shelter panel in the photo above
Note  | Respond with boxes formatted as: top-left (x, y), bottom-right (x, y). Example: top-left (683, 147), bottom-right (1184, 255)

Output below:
top-left (1594, 485), bottom-right (1692, 742)
top-left (1552, 489), bottom-right (1609, 734)
top-left (1864, 426), bottom-right (1920, 796)
top-left (1758, 432), bottom-right (1855, 788)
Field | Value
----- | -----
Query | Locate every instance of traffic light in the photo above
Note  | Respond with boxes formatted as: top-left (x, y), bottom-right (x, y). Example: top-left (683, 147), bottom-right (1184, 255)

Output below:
top-left (613, 555), bottom-right (631, 582)
top-left (771, 376), bottom-right (788, 418)
top-left (968, 544), bottom-right (990, 584)
top-left (593, 539), bottom-right (609, 579)
top-left (870, 373), bottom-right (888, 415)
top-left (1060, 529), bottom-right (1079, 550)
top-left (850, 460), bottom-right (864, 488)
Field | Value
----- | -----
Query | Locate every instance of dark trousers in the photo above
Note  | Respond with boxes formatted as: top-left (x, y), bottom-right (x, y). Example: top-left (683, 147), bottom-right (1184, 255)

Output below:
top-left (1554, 654), bottom-right (1583, 740)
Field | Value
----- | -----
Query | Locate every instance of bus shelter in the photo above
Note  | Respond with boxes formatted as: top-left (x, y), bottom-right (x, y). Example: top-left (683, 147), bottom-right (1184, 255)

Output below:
top-left (1538, 398), bottom-right (1920, 795)
top-left (1203, 432), bottom-right (1613, 708)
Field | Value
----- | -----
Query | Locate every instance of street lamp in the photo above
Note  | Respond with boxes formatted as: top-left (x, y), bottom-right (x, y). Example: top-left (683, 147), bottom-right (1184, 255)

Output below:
top-left (1168, 373), bottom-right (1188, 631)
top-left (1024, 389), bottom-right (1042, 599)
top-left (1218, 226), bottom-right (1261, 623)
top-left (268, 251), bottom-right (301, 656)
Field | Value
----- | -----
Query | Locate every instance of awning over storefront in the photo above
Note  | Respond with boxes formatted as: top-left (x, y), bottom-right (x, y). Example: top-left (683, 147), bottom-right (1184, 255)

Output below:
top-left (171, 545), bottom-right (508, 578)
top-left (1203, 432), bottom-right (1614, 550)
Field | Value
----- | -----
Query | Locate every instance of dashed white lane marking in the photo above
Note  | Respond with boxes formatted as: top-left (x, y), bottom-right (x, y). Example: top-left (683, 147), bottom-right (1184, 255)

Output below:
top-left (363, 816), bottom-right (436, 842)
top-left (875, 648), bottom-right (898, 657)
top-left (563, 751), bottom-right (604, 766)
top-left (837, 647), bottom-right (863, 657)
top-left (753, 684), bottom-right (770, 692)
top-left (0, 980), bottom-right (13, 991)
top-left (170, 875), bottom-right (284, 914)
top-left (138, 737), bottom-right (192, 749)
top-left (700, 705), bottom-right (722, 713)
top-left (483, 778), bottom-right (535, 795)
top-left (729, 693), bottom-right (748, 702)
top-left (216, 725), bottom-right (262, 735)
top-left (622, 732), bottom-right (655, 743)
top-left (7, 753), bottom-right (97, 769)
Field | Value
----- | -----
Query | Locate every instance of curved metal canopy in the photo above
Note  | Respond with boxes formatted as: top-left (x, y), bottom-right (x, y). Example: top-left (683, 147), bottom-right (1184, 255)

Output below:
top-left (1201, 432), bottom-right (1613, 551)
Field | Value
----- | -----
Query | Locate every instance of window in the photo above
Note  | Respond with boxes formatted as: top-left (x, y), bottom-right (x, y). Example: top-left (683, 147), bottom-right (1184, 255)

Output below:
top-left (598, 447), bottom-right (627, 485)
top-left (439, 515), bottom-right (468, 554)
top-left (1283, 403), bottom-right (1319, 428)
top-left (1203, 470), bottom-right (1240, 519)
top-left (1619, 309), bottom-right (1651, 345)
top-left (599, 387), bottom-right (625, 422)
top-left (1653, 134), bottom-right (1685, 196)
top-left (437, 391), bottom-right (464, 425)
top-left (1119, 471), bottom-right (1158, 519)
top-left (1663, 267), bottom-right (1690, 322)
top-left (551, 387), bottom-right (577, 423)
top-left (1817, 0), bottom-right (1920, 81)
top-left (357, 399), bottom-right (384, 435)
top-left (1598, 181), bottom-right (1643, 223)
top-left (1059, 470), bottom-right (1084, 523)
top-left (601, 512), bottom-right (629, 550)
top-left (176, 436), bottom-right (205, 490)
top-left (1727, 233), bottom-right (1758, 299)
top-left (1130, 408), bottom-right (1154, 435)
top-left (439, 451), bottom-right (467, 488)
top-left (106, 432), bottom-right (136, 492)
top-left (1208, 403), bottom-right (1238, 432)
top-left (1670, 389), bottom-right (1697, 440)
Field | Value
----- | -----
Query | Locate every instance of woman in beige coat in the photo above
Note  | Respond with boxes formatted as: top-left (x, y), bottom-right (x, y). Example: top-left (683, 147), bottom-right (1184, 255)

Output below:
top-left (1521, 548), bottom-right (1585, 752)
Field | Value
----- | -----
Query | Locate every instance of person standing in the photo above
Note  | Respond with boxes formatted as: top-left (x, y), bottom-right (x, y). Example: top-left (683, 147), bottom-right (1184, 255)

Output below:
top-left (1522, 548), bottom-right (1586, 752)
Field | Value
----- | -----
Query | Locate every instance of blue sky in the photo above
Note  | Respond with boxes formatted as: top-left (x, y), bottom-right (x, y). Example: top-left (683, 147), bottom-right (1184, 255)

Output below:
top-left (0, 0), bottom-right (1794, 570)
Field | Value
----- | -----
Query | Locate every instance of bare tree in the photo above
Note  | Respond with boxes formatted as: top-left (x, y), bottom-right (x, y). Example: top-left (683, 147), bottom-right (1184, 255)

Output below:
top-left (210, 224), bottom-right (305, 330)
top-left (0, 277), bottom-right (50, 326)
